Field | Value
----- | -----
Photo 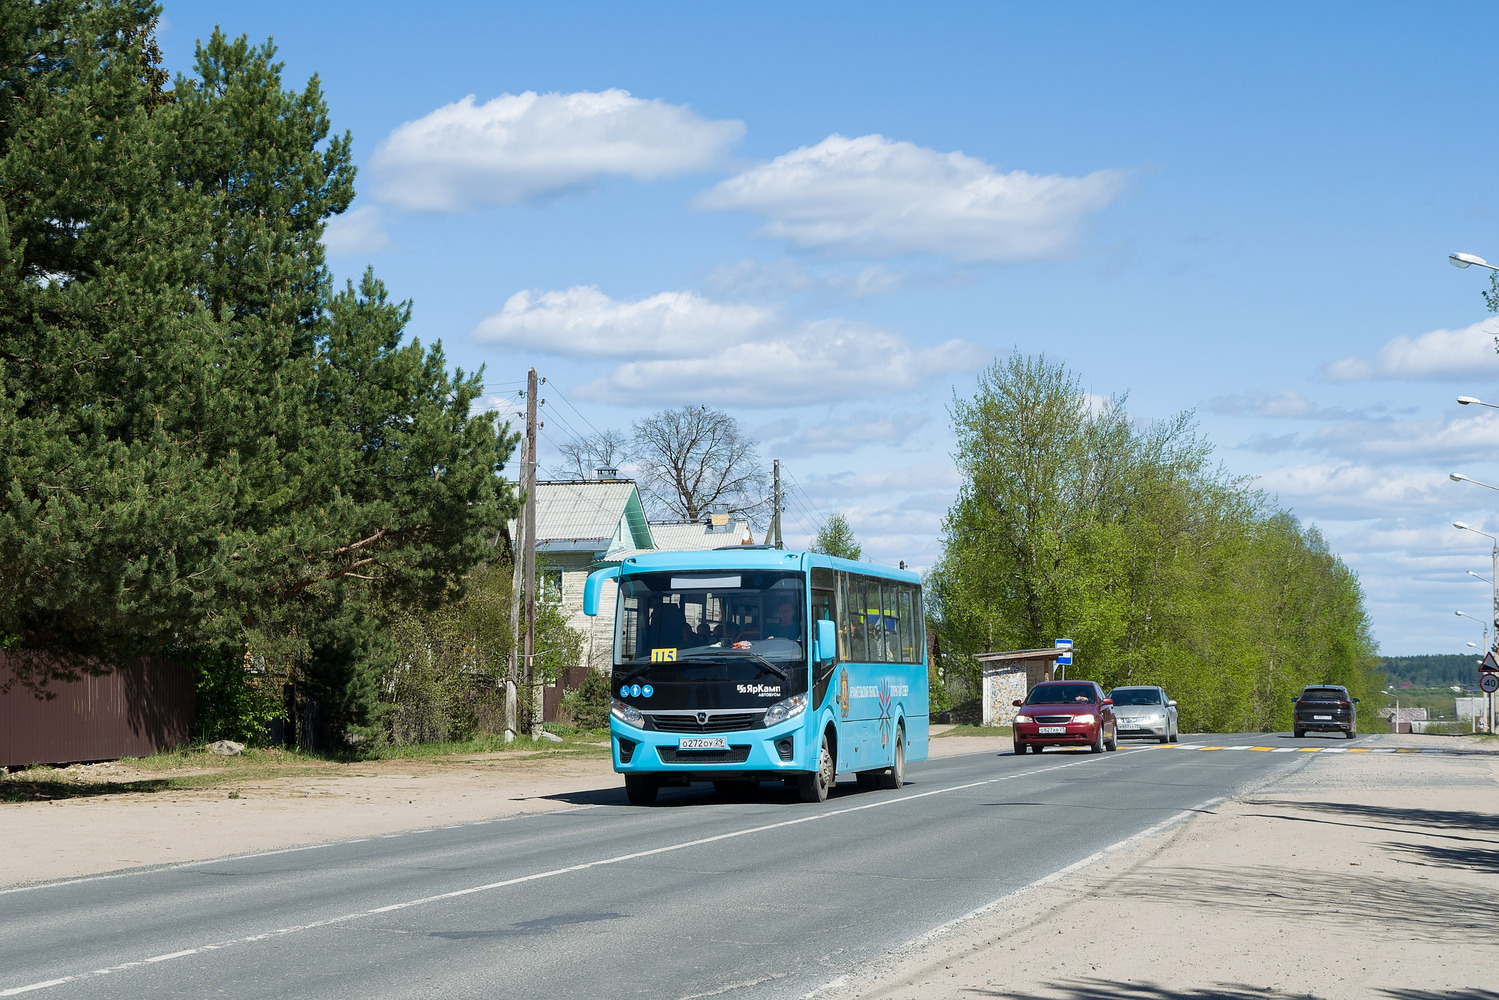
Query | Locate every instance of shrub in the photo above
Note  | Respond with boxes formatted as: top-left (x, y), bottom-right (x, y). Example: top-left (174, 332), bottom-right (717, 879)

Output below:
top-left (560, 670), bottom-right (612, 731)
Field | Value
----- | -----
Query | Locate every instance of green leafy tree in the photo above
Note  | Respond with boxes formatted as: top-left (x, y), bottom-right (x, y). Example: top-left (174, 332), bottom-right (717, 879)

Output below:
top-left (811, 512), bottom-right (862, 561)
top-left (930, 351), bottom-right (1381, 732)
top-left (0, 6), bottom-right (517, 740)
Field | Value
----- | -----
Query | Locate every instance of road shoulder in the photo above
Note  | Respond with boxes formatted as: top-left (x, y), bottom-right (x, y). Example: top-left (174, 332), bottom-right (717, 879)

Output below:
top-left (816, 736), bottom-right (1499, 1000)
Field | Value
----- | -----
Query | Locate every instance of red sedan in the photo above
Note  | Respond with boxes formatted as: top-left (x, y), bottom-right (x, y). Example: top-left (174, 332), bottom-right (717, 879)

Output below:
top-left (1012, 680), bottom-right (1117, 754)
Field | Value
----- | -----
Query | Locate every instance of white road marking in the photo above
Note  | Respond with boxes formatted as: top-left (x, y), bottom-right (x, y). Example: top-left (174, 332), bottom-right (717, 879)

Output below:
top-left (0, 806), bottom-right (602, 898)
top-left (0, 754), bottom-right (1128, 997)
top-left (799, 794), bottom-right (1229, 999)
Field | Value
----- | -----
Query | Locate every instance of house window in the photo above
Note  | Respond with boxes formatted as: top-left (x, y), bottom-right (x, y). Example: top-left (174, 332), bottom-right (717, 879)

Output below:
top-left (540, 569), bottom-right (563, 604)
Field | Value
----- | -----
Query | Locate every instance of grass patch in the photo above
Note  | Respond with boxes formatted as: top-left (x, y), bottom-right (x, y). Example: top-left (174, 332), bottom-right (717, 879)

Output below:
top-left (935, 724), bottom-right (1013, 738)
top-left (363, 731), bottom-right (612, 761)
top-left (2, 731), bottom-right (617, 805)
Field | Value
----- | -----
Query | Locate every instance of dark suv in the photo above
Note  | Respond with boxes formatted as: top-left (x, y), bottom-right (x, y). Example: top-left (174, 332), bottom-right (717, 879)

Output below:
top-left (1292, 685), bottom-right (1359, 739)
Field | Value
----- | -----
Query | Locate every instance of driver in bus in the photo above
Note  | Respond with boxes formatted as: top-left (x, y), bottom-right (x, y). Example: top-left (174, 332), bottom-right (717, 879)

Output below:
top-left (762, 598), bottom-right (801, 641)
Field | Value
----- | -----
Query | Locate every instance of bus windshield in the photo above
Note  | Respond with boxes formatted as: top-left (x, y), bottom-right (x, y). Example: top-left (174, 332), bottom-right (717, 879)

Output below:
top-left (616, 570), bottom-right (805, 664)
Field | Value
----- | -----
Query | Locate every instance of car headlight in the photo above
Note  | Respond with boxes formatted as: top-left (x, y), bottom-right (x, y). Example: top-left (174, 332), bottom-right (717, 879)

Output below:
top-left (762, 692), bottom-right (808, 727)
top-left (1014, 714), bottom-right (1033, 723)
top-left (1074, 713), bottom-right (1098, 725)
top-left (611, 698), bottom-right (643, 727)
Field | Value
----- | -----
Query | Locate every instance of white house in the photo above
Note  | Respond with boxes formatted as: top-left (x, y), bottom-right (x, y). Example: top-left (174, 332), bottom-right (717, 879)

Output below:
top-left (528, 477), bottom-right (754, 670)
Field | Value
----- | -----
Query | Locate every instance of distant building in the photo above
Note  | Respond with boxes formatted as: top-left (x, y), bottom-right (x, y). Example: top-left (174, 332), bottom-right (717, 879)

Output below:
top-left (1380, 706), bottom-right (1427, 734)
top-left (524, 475), bottom-right (754, 670)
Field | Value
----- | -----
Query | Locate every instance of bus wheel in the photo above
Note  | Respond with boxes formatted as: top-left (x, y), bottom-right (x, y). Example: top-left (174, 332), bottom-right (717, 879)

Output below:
top-left (624, 775), bottom-right (658, 806)
top-left (879, 730), bottom-right (905, 789)
top-left (799, 734), bottom-right (834, 803)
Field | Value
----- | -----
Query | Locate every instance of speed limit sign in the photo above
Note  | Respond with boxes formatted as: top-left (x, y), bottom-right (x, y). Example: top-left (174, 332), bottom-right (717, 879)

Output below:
top-left (1482, 673), bottom-right (1499, 694)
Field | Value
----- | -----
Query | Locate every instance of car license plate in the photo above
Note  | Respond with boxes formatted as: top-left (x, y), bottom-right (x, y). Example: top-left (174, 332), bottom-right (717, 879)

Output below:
top-left (1038, 725), bottom-right (1067, 735)
top-left (679, 736), bottom-right (728, 750)
top-left (1314, 715), bottom-right (1332, 721)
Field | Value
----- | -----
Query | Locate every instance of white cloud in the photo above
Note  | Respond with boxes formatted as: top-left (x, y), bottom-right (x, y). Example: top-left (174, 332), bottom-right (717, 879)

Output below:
top-left (372, 89), bottom-right (745, 210)
top-left (577, 319), bottom-right (983, 406)
top-left (1323, 318), bottom-right (1499, 382)
top-left (1210, 389), bottom-right (1356, 420)
top-left (701, 259), bottom-right (971, 301)
top-left (475, 285), bottom-right (985, 406)
top-left (1256, 463), bottom-right (1453, 519)
top-left (474, 286), bottom-right (774, 358)
top-left (323, 206), bottom-right (390, 257)
top-left (1302, 409), bottom-right (1499, 464)
top-left (764, 409), bottom-right (933, 456)
top-left (696, 133), bottom-right (1127, 261)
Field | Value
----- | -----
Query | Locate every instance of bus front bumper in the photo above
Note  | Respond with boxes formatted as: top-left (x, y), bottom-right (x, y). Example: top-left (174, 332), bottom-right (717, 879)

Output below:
top-left (611, 717), bottom-right (810, 782)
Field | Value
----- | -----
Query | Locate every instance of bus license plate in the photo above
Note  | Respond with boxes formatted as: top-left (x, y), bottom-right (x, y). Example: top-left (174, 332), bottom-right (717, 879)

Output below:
top-left (679, 736), bottom-right (728, 750)
top-left (1038, 726), bottom-right (1067, 735)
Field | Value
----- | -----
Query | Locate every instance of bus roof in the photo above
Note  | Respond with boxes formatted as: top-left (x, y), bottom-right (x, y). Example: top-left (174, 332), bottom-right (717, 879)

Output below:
top-left (613, 548), bottom-right (920, 584)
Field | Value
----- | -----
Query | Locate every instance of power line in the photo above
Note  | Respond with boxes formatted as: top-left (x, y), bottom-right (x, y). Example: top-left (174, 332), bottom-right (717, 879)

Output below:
top-left (545, 381), bottom-right (606, 441)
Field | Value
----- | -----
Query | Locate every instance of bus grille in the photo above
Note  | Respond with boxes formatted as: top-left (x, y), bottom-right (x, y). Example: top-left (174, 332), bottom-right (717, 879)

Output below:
top-left (657, 746), bottom-right (752, 764)
top-left (647, 713), bottom-right (760, 734)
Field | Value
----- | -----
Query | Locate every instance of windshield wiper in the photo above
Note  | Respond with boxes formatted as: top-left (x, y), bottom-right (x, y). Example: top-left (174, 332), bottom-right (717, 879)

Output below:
top-left (614, 665), bottom-right (654, 687)
top-left (682, 649), bottom-right (790, 681)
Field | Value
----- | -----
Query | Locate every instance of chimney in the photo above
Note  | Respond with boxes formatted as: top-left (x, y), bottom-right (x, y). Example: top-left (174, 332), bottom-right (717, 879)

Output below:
top-left (595, 466), bottom-right (619, 481)
top-left (707, 505), bottom-right (731, 532)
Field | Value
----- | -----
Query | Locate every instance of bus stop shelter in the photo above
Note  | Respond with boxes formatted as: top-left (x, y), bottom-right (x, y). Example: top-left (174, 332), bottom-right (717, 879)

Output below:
top-left (974, 648), bottom-right (1069, 727)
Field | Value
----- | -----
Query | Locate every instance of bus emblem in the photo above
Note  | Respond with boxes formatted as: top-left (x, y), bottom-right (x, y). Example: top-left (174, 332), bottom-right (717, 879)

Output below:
top-left (839, 669), bottom-right (849, 718)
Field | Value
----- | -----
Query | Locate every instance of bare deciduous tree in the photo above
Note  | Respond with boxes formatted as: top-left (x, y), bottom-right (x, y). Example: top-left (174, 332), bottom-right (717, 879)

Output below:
top-left (548, 429), bottom-right (629, 480)
top-left (631, 406), bottom-right (768, 523)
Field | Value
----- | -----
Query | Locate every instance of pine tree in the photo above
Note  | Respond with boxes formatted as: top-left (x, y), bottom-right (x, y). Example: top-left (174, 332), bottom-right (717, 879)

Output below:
top-left (0, 5), bottom-right (517, 737)
top-left (811, 513), bottom-right (862, 561)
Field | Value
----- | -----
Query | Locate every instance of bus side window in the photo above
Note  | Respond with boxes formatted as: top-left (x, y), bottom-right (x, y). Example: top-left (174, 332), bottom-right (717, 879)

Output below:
top-left (835, 573), bottom-right (851, 660)
top-left (849, 578), bottom-right (869, 662)
top-left (882, 583), bottom-right (901, 663)
top-left (861, 577), bottom-right (884, 663)
top-left (912, 586), bottom-right (926, 663)
top-left (898, 586), bottom-right (915, 663)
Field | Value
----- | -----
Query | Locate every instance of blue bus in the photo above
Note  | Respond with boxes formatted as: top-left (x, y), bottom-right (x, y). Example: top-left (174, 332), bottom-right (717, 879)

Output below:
top-left (582, 547), bottom-right (928, 804)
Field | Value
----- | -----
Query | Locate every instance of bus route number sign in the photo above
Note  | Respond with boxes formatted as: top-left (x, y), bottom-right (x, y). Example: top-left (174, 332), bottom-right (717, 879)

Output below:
top-left (651, 648), bottom-right (677, 662)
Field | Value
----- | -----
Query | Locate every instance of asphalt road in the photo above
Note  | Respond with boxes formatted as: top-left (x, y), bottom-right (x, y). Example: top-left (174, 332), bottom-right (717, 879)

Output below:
top-left (1, 734), bottom-right (1347, 1000)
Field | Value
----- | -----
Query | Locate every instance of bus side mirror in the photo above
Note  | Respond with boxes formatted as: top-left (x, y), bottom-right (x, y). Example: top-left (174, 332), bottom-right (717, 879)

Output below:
top-left (582, 566), bottom-right (621, 617)
top-left (815, 619), bottom-right (837, 662)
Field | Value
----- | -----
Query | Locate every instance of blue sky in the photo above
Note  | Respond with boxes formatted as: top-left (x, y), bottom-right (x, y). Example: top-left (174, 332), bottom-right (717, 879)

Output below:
top-left (158, 2), bottom-right (1499, 654)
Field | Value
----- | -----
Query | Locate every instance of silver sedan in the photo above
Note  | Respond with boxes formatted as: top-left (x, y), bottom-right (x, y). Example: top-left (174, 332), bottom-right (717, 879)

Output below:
top-left (1107, 685), bottom-right (1179, 743)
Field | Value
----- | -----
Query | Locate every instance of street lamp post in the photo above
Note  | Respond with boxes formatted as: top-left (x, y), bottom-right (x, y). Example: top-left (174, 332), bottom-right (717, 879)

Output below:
top-left (1449, 252), bottom-right (1499, 271)
top-left (1453, 522), bottom-right (1499, 658)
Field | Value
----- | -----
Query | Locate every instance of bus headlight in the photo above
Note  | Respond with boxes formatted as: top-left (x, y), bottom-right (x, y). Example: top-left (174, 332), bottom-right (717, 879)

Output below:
top-left (762, 692), bottom-right (808, 727)
top-left (611, 699), bottom-right (643, 727)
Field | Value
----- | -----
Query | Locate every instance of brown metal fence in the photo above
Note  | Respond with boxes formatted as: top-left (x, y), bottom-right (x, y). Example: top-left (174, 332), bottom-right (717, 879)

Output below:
top-left (0, 654), bottom-right (195, 767)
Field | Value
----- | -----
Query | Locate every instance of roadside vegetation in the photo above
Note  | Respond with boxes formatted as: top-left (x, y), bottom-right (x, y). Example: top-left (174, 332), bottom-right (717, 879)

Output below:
top-left (1, 729), bottom-right (613, 803)
top-left (928, 352), bottom-right (1384, 734)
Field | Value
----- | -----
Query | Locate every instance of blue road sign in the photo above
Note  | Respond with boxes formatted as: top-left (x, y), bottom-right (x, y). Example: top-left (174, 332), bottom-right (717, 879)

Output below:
top-left (1055, 638), bottom-right (1073, 666)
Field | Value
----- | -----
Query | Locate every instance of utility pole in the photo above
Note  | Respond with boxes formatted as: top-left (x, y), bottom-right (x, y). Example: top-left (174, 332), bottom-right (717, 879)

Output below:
top-left (504, 428), bottom-right (523, 742)
top-left (521, 367), bottom-right (541, 740)
top-left (770, 459), bottom-right (783, 549)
